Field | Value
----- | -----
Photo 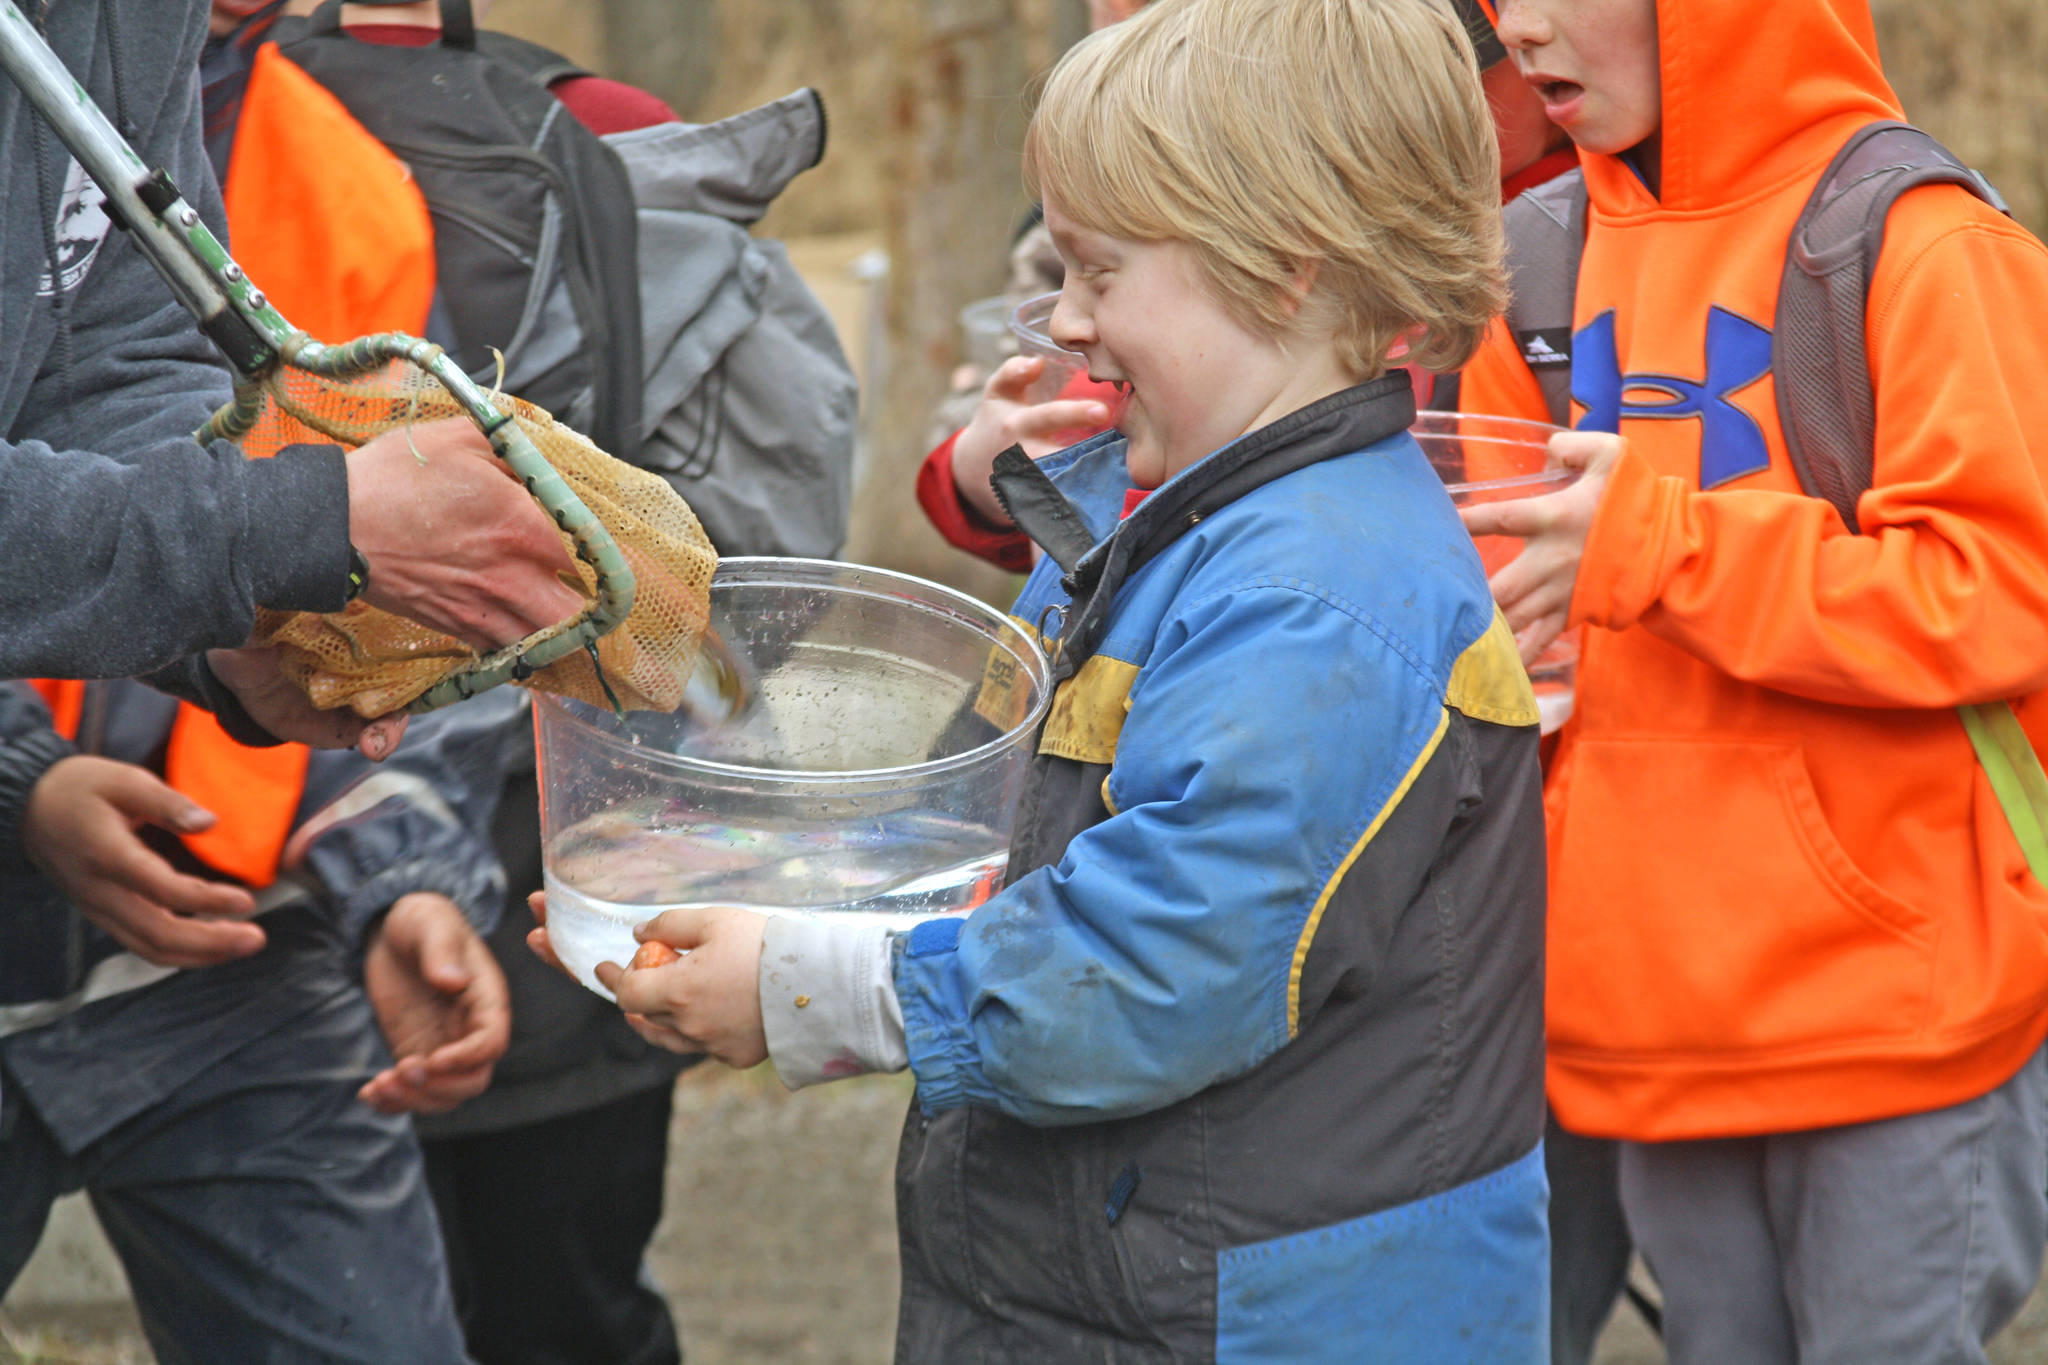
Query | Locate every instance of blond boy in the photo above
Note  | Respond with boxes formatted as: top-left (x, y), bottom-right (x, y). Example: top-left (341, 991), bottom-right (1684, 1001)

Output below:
top-left (540, 1), bottom-right (1548, 1358)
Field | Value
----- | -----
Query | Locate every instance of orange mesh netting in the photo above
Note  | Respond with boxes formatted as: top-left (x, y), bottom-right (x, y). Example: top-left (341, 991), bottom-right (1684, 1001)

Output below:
top-left (240, 361), bottom-right (718, 717)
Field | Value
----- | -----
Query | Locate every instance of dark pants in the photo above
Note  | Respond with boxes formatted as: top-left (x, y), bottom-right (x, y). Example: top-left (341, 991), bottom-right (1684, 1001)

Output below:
top-left (1546, 1112), bottom-right (1634, 1365)
top-left (0, 981), bottom-right (469, 1365)
top-left (423, 1084), bottom-right (682, 1365)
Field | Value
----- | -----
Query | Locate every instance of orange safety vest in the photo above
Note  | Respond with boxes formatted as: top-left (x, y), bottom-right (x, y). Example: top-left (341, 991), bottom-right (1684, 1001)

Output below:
top-left (30, 45), bottom-right (436, 888)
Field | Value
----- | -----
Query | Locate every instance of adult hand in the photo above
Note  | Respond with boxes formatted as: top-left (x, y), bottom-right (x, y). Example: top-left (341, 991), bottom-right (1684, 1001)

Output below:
top-left (345, 419), bottom-right (587, 654)
top-left (951, 356), bottom-right (1113, 525)
top-left (359, 891), bottom-right (510, 1114)
top-left (19, 756), bottom-right (264, 966)
top-left (1459, 431), bottom-right (1624, 664)
top-left (206, 645), bottom-right (406, 760)
top-left (593, 906), bottom-right (769, 1067)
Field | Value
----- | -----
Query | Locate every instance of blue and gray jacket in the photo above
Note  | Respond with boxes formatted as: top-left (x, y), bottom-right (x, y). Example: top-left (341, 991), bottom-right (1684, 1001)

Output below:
top-left (890, 375), bottom-right (1551, 1362)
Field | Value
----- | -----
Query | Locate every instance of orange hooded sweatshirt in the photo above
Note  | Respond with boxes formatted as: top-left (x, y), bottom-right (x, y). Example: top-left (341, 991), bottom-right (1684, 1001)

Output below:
top-left (1461, 0), bottom-right (2048, 1142)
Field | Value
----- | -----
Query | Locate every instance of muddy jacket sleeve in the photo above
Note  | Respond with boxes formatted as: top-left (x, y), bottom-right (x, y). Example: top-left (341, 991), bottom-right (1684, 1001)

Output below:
top-left (288, 689), bottom-right (530, 950)
top-left (891, 581), bottom-right (1453, 1127)
top-left (1573, 196), bottom-right (2048, 708)
top-left (0, 60), bottom-right (348, 681)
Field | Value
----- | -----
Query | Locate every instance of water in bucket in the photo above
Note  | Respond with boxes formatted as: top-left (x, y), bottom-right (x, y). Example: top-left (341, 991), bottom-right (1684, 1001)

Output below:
top-left (537, 558), bottom-right (1052, 998)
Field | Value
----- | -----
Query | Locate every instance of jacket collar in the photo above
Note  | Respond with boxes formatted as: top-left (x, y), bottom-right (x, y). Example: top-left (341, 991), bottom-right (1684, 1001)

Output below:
top-left (993, 372), bottom-right (1416, 677)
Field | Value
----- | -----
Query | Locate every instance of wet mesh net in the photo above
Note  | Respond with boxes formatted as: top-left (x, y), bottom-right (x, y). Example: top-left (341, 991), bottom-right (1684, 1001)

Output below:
top-left (233, 359), bottom-right (718, 718)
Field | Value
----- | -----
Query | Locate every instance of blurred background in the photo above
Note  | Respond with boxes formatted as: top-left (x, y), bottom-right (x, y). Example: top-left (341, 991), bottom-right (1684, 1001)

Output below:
top-left (479, 0), bottom-right (2048, 613)
top-left (3, 2), bottom-right (2046, 1361)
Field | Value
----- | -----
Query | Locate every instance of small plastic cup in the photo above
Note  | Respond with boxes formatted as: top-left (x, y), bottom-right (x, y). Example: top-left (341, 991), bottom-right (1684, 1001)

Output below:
top-left (1413, 410), bottom-right (1584, 734)
top-left (1010, 292), bottom-right (1088, 402)
top-left (958, 295), bottom-right (1015, 376)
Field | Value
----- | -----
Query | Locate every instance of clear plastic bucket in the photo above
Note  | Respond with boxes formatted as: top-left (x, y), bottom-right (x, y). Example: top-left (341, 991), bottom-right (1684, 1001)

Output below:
top-left (536, 558), bottom-right (1052, 997)
top-left (1413, 410), bottom-right (1583, 734)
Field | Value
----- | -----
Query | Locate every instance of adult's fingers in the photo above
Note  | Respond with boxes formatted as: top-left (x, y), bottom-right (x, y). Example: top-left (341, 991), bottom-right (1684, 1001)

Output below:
top-left (105, 830), bottom-right (259, 922)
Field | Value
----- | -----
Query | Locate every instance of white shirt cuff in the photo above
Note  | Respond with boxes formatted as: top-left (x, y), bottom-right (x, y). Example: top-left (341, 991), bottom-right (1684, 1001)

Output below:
top-left (758, 914), bottom-right (908, 1090)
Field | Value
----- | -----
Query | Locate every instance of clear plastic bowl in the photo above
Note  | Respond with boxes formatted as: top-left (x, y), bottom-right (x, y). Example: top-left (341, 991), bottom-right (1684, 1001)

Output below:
top-left (536, 558), bottom-right (1053, 997)
top-left (1412, 410), bottom-right (1583, 735)
top-left (1010, 291), bottom-right (1088, 402)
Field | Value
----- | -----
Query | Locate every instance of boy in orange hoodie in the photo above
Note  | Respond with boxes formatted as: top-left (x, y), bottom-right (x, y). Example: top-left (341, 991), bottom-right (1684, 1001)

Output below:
top-left (1461, 1), bottom-right (2048, 1360)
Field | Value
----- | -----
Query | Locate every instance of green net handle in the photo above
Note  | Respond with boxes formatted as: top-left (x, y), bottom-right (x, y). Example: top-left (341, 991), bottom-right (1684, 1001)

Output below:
top-left (199, 333), bottom-right (638, 715)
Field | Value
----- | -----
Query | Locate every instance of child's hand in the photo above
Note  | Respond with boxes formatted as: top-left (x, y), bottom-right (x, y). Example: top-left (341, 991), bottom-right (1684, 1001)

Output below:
top-left (21, 755), bottom-right (265, 967)
top-left (1459, 431), bottom-right (1624, 664)
top-left (951, 356), bottom-right (1112, 525)
top-left (593, 907), bottom-right (771, 1068)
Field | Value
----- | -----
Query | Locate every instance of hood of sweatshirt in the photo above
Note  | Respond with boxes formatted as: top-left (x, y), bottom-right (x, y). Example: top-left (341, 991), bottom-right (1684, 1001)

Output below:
top-left (1480, 0), bottom-right (1904, 215)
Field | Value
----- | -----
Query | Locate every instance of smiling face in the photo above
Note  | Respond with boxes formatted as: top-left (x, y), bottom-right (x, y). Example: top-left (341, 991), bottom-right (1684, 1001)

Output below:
top-left (1041, 196), bottom-right (1353, 491)
top-left (1494, 0), bottom-right (1661, 164)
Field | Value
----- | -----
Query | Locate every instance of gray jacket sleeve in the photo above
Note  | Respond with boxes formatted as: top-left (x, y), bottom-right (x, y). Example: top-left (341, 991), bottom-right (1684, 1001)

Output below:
top-left (287, 688), bottom-right (531, 951)
top-left (0, 52), bottom-right (349, 681)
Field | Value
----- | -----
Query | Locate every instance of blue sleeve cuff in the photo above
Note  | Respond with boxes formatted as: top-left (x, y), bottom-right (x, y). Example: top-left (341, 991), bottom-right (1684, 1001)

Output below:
top-left (892, 921), bottom-right (985, 1114)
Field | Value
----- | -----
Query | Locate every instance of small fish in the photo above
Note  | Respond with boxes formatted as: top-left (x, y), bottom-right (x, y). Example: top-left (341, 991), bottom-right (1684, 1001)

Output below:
top-left (629, 941), bottom-right (681, 969)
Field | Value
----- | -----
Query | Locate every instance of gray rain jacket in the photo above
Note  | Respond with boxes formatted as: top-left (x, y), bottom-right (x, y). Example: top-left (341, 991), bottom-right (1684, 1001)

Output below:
top-left (0, 0), bottom-right (353, 858)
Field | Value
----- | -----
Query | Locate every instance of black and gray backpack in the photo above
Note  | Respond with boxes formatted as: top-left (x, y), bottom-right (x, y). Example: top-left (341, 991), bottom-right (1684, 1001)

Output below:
top-left (273, 0), bottom-right (857, 559)
top-left (1476, 122), bottom-right (2048, 877)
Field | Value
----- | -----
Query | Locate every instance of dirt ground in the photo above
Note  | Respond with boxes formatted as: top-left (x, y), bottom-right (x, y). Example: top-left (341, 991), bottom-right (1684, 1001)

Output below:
top-left (4, 1060), bottom-right (2045, 1363)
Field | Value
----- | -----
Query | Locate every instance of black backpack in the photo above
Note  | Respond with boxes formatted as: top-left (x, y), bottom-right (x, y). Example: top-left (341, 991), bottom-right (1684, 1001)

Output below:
top-left (269, 0), bottom-right (857, 560)
top-left (275, 0), bottom-right (644, 459)
top-left (1476, 122), bottom-right (2048, 878)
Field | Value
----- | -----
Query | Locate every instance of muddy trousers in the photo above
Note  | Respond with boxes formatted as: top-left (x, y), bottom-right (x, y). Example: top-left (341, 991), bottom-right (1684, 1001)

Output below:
top-left (1619, 1042), bottom-right (2048, 1365)
top-left (0, 981), bottom-right (470, 1365)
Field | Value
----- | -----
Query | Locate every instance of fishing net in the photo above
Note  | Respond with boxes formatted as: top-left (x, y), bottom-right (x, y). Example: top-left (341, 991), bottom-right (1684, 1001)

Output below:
top-left (227, 355), bottom-right (719, 718)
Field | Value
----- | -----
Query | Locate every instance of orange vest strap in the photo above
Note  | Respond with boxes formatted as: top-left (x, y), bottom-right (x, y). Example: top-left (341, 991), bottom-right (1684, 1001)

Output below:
top-left (28, 679), bottom-right (81, 739)
top-left (165, 706), bottom-right (311, 888)
top-left (222, 44), bottom-right (436, 355)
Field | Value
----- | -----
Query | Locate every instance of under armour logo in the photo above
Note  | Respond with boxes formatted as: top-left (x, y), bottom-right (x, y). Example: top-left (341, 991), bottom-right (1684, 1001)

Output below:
top-left (1571, 307), bottom-right (1774, 488)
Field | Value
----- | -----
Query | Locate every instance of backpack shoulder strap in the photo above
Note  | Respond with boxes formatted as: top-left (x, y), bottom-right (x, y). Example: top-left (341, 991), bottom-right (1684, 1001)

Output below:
top-left (1499, 166), bottom-right (1586, 428)
top-left (1773, 120), bottom-right (2005, 533)
top-left (1772, 124), bottom-right (2048, 886)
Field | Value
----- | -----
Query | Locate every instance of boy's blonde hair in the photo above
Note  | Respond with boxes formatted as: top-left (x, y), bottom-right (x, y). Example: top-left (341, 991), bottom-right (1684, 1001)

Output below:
top-left (1025, 0), bottom-right (1505, 378)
